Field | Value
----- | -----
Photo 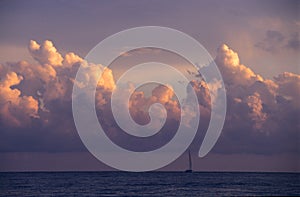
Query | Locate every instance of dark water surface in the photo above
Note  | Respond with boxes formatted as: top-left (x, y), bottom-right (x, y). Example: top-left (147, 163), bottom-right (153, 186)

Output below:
top-left (0, 172), bottom-right (299, 196)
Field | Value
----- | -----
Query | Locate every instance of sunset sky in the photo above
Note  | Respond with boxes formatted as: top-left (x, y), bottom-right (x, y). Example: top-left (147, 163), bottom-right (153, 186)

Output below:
top-left (0, 0), bottom-right (299, 172)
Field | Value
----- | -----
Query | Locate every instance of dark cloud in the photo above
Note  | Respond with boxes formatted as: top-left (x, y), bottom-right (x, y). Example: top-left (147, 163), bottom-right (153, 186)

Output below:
top-left (255, 30), bottom-right (285, 53)
top-left (286, 32), bottom-right (300, 51)
top-left (255, 30), bottom-right (300, 53)
top-left (267, 30), bottom-right (285, 42)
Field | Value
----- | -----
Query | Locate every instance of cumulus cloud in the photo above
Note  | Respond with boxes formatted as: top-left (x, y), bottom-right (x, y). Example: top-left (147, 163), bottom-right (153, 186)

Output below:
top-left (213, 44), bottom-right (299, 154)
top-left (0, 72), bottom-right (39, 126)
top-left (245, 92), bottom-right (267, 129)
top-left (0, 40), bottom-right (116, 128)
top-left (215, 44), bottom-right (263, 87)
top-left (63, 52), bottom-right (83, 67)
top-left (0, 40), bottom-right (299, 155)
top-left (274, 72), bottom-right (300, 107)
top-left (129, 84), bottom-right (180, 124)
top-left (28, 40), bottom-right (63, 66)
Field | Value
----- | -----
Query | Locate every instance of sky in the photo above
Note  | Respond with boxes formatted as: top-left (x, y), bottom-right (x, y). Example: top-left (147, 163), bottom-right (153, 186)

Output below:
top-left (0, 0), bottom-right (299, 172)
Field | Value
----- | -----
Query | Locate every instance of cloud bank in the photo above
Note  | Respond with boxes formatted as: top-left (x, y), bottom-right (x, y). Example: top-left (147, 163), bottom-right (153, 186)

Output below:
top-left (0, 40), bottom-right (299, 155)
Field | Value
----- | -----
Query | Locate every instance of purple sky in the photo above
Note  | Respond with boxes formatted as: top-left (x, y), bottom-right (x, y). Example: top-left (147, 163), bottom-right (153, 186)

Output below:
top-left (0, 0), bottom-right (299, 172)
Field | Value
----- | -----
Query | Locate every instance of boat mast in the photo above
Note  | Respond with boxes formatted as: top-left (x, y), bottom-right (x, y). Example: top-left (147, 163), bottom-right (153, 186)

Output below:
top-left (188, 150), bottom-right (192, 171)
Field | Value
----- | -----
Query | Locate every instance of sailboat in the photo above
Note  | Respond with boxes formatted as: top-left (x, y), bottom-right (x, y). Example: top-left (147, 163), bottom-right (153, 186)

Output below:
top-left (185, 150), bottom-right (193, 173)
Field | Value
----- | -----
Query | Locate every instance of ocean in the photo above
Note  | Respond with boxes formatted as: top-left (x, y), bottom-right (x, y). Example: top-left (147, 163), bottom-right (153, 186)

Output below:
top-left (0, 172), bottom-right (299, 196)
